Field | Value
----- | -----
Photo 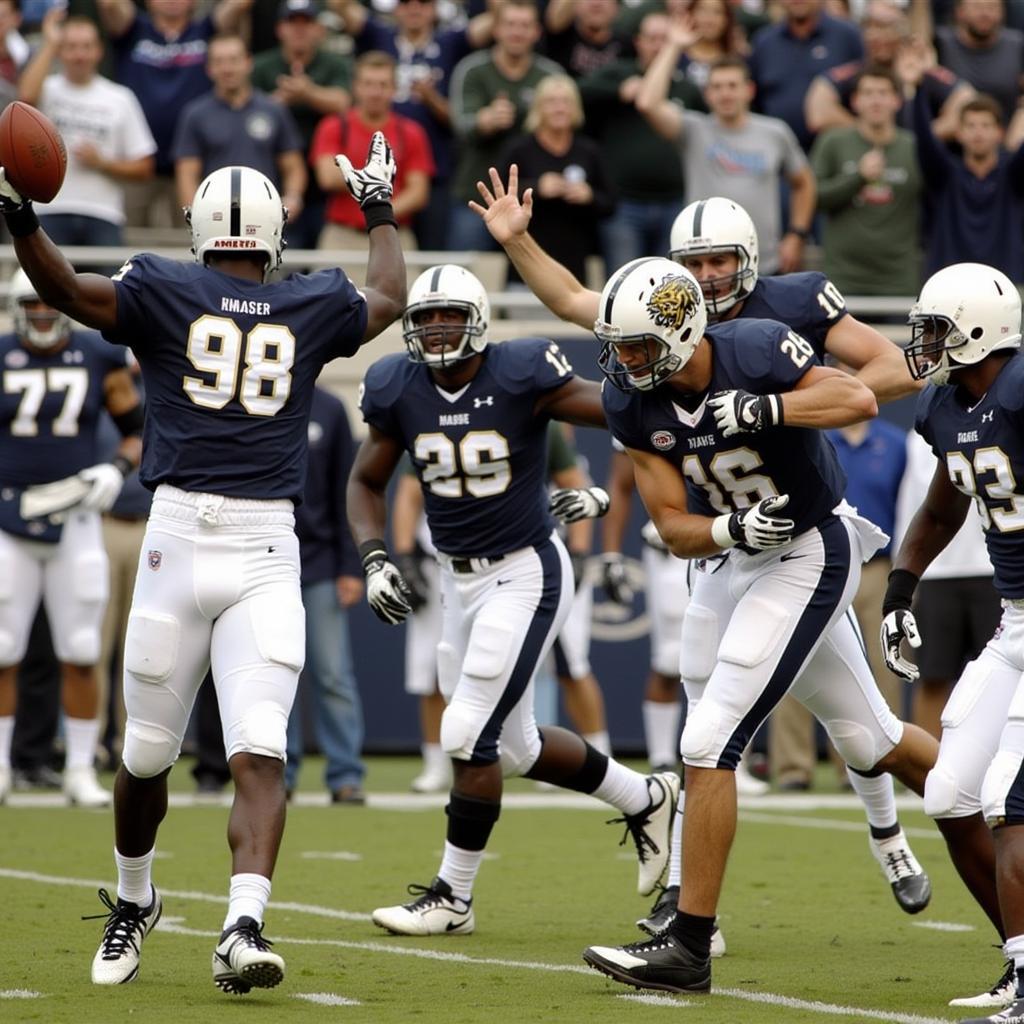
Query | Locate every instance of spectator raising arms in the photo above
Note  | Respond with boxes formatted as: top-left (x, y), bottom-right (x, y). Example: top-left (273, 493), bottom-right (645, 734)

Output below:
top-left (500, 75), bottom-right (614, 285)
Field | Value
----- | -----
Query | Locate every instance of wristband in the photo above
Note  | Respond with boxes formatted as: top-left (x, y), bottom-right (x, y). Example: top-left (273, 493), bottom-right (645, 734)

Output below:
top-left (711, 514), bottom-right (737, 549)
top-left (358, 539), bottom-right (388, 569)
top-left (113, 403), bottom-right (145, 438)
top-left (767, 393), bottom-right (785, 427)
top-left (787, 227), bottom-right (810, 241)
top-left (882, 568), bottom-right (919, 614)
top-left (4, 203), bottom-right (39, 238)
top-left (112, 454), bottom-right (134, 478)
top-left (363, 201), bottom-right (397, 233)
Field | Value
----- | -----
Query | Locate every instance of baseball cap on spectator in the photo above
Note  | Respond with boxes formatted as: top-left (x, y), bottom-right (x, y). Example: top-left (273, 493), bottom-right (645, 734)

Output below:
top-left (278, 0), bottom-right (318, 20)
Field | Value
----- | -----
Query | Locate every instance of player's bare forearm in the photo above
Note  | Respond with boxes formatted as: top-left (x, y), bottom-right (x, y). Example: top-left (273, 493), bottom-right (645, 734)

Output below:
top-left (13, 231), bottom-right (117, 331)
top-left (601, 453), bottom-right (634, 552)
top-left (347, 426), bottom-right (403, 544)
top-left (391, 474), bottom-right (424, 555)
top-left (361, 225), bottom-right (407, 343)
top-left (827, 317), bottom-right (922, 403)
top-left (540, 378), bottom-right (606, 427)
top-left (504, 233), bottom-right (599, 329)
top-left (893, 470), bottom-right (970, 577)
top-left (347, 477), bottom-right (389, 548)
top-left (853, 346), bottom-right (922, 403)
top-left (781, 367), bottom-right (877, 428)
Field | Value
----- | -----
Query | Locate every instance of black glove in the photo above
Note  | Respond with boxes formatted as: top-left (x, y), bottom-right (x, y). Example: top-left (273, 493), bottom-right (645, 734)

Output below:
top-left (708, 389), bottom-right (784, 436)
top-left (0, 167), bottom-right (38, 237)
top-left (393, 552), bottom-right (430, 612)
top-left (599, 552), bottom-right (634, 606)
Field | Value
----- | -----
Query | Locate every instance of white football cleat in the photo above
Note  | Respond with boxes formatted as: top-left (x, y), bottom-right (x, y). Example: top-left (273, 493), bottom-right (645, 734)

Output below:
top-left (212, 917), bottom-right (285, 994)
top-left (950, 961), bottom-right (1015, 1008)
top-left (89, 886), bottom-right (162, 985)
top-left (609, 771), bottom-right (680, 896)
top-left (372, 876), bottom-right (474, 936)
top-left (64, 766), bottom-right (112, 808)
top-left (410, 762), bottom-right (451, 794)
top-left (735, 758), bottom-right (769, 797)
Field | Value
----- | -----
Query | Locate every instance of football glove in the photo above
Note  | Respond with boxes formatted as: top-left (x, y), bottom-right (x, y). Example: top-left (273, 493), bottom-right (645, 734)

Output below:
top-left (880, 609), bottom-right (921, 681)
top-left (549, 486), bottom-right (610, 524)
top-left (362, 545), bottom-right (413, 625)
top-left (393, 552), bottom-right (431, 613)
top-left (599, 552), bottom-right (634, 606)
top-left (335, 131), bottom-right (396, 208)
top-left (0, 166), bottom-right (25, 211)
top-left (713, 495), bottom-right (794, 550)
top-left (78, 462), bottom-right (127, 513)
top-left (708, 389), bottom-right (784, 437)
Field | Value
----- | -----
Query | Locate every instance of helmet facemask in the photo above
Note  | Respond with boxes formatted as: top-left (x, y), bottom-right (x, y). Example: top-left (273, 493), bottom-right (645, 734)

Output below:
top-left (670, 243), bottom-right (755, 319)
top-left (905, 313), bottom-right (963, 385)
top-left (596, 328), bottom-right (683, 392)
top-left (402, 301), bottom-right (486, 367)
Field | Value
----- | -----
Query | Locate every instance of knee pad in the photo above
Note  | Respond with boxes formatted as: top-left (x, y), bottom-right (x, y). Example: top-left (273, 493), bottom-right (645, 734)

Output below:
top-left (981, 750), bottom-right (1024, 825)
top-left (250, 594), bottom-right (305, 672)
top-left (0, 627), bottom-right (20, 667)
top-left (436, 642), bottom-right (460, 703)
top-left (122, 719), bottom-right (181, 778)
top-left (225, 699), bottom-right (289, 761)
top-left (825, 719), bottom-right (884, 773)
top-left (926, 764), bottom-right (982, 819)
top-left (679, 604), bottom-right (718, 684)
top-left (124, 611), bottom-right (180, 683)
top-left (441, 699), bottom-right (487, 762)
top-left (680, 698), bottom-right (724, 765)
top-left (61, 626), bottom-right (101, 666)
top-left (462, 619), bottom-right (515, 682)
top-left (72, 548), bottom-right (108, 604)
top-left (718, 595), bottom-right (790, 670)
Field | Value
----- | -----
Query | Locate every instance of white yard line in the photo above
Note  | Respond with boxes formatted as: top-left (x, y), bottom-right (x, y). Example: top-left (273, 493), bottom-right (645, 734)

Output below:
top-left (3, 867), bottom-right (953, 1024)
top-left (293, 993), bottom-right (362, 1006)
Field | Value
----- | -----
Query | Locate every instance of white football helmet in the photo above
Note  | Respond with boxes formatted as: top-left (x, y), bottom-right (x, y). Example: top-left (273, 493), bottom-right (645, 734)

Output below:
top-left (669, 197), bottom-right (759, 318)
top-left (402, 264), bottom-right (490, 366)
top-left (595, 257), bottom-right (707, 392)
top-left (9, 268), bottom-right (69, 350)
top-left (186, 166), bottom-right (286, 276)
top-left (906, 263), bottom-right (1022, 385)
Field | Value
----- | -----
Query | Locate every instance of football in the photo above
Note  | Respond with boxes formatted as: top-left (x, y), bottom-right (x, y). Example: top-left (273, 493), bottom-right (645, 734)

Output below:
top-left (0, 101), bottom-right (67, 203)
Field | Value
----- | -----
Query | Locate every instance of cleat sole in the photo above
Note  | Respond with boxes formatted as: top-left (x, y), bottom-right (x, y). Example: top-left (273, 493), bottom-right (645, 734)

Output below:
top-left (581, 951), bottom-right (711, 994)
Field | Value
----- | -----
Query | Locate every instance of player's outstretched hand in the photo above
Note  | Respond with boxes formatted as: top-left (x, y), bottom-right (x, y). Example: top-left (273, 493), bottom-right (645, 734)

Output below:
top-left (549, 486), bottom-right (610, 524)
top-left (708, 389), bottom-right (784, 437)
top-left (468, 165), bottom-right (533, 245)
top-left (0, 167), bottom-right (25, 211)
top-left (335, 130), bottom-right (396, 208)
top-left (393, 552), bottom-right (430, 613)
top-left (78, 462), bottom-right (126, 513)
top-left (880, 609), bottom-right (921, 681)
top-left (599, 552), bottom-right (634, 606)
top-left (725, 495), bottom-right (794, 550)
top-left (363, 551), bottom-right (414, 625)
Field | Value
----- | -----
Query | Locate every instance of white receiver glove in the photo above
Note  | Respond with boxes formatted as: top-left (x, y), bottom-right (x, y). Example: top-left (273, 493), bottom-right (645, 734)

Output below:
top-left (708, 389), bottom-right (784, 437)
top-left (712, 495), bottom-right (794, 551)
top-left (363, 550), bottom-right (413, 625)
top-left (78, 462), bottom-right (126, 513)
top-left (0, 166), bottom-right (24, 209)
top-left (549, 486), bottom-right (610, 524)
top-left (880, 609), bottom-right (922, 681)
top-left (335, 131), bottom-right (396, 208)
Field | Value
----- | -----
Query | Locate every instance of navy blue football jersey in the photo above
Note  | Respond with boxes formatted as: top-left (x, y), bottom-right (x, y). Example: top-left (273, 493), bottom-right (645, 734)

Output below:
top-left (103, 254), bottom-right (367, 502)
top-left (916, 354), bottom-right (1024, 598)
top-left (360, 338), bottom-right (575, 556)
top-left (603, 318), bottom-right (846, 538)
top-left (741, 273), bottom-right (848, 360)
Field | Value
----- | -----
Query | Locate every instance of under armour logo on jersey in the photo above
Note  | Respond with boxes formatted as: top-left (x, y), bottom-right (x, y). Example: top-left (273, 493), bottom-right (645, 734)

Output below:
top-left (473, 396), bottom-right (494, 408)
top-left (982, 410), bottom-right (995, 422)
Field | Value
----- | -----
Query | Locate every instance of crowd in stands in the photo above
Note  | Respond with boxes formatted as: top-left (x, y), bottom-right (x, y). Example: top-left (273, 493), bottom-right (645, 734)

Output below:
top-left (0, 0), bottom-right (1022, 291)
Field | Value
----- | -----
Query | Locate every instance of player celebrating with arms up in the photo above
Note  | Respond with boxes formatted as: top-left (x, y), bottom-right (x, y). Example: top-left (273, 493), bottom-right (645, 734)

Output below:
top-left (349, 264), bottom-right (679, 936)
top-left (0, 134), bottom-right (406, 992)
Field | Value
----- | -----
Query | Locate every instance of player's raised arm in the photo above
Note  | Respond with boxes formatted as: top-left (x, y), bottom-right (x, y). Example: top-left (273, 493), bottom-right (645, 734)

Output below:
top-left (1, 171), bottom-right (117, 332)
top-left (825, 314), bottom-right (922, 403)
top-left (536, 376), bottom-right (607, 427)
top-left (470, 165), bottom-right (600, 330)
top-left (334, 132), bottom-right (407, 343)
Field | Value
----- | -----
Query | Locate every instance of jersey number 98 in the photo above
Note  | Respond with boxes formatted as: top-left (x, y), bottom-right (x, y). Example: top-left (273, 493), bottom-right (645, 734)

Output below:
top-left (184, 315), bottom-right (295, 416)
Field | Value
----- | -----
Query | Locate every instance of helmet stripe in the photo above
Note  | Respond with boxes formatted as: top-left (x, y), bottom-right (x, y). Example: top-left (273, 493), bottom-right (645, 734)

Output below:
top-left (229, 167), bottom-right (242, 237)
top-left (692, 199), bottom-right (706, 236)
top-left (429, 265), bottom-right (443, 292)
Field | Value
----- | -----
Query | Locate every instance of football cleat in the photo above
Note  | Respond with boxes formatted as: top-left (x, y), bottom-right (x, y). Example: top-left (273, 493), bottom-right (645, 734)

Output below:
top-left (957, 996), bottom-right (1024, 1023)
top-left (64, 766), bottom-right (112, 808)
top-left (869, 829), bottom-right (931, 914)
top-left (583, 932), bottom-right (711, 993)
top-left (372, 876), bottom-right (474, 936)
top-left (735, 758), bottom-right (769, 797)
top-left (212, 916), bottom-right (284, 994)
top-left (410, 763), bottom-right (452, 794)
top-left (608, 771), bottom-right (680, 896)
top-left (87, 886), bottom-right (162, 985)
top-left (951, 961), bottom-right (1016, 1008)
top-left (635, 885), bottom-right (726, 957)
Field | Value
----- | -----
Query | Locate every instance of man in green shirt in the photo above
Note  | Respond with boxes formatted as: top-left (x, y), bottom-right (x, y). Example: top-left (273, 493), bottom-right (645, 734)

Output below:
top-left (810, 65), bottom-right (922, 297)
top-left (251, 0), bottom-right (352, 248)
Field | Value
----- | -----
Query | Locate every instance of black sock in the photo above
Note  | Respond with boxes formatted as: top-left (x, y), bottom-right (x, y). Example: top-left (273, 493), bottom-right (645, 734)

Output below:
top-left (868, 822), bottom-right (901, 841)
top-left (445, 792), bottom-right (501, 851)
top-left (1015, 967), bottom-right (1024, 998)
top-left (667, 910), bottom-right (715, 960)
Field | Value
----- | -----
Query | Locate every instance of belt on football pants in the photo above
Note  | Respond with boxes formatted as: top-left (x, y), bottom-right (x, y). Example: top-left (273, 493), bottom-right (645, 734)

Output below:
top-left (448, 553), bottom-right (506, 574)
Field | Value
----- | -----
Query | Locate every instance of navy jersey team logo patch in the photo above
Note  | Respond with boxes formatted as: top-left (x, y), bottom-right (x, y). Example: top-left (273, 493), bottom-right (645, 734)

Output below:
top-left (651, 430), bottom-right (676, 451)
top-left (147, 550), bottom-right (162, 571)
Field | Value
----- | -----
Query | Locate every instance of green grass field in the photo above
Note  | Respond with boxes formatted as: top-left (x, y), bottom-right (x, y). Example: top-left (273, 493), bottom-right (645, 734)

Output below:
top-left (0, 758), bottom-right (1005, 1024)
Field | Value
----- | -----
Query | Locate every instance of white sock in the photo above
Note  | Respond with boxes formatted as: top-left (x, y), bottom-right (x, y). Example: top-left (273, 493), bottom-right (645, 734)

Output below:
top-left (224, 873), bottom-right (272, 930)
top-left (643, 701), bottom-right (682, 769)
top-left (0, 715), bottom-right (13, 769)
top-left (115, 846), bottom-right (155, 906)
top-left (438, 841), bottom-right (484, 901)
top-left (584, 731), bottom-right (611, 756)
top-left (847, 768), bottom-right (898, 832)
top-left (64, 716), bottom-right (101, 771)
top-left (592, 758), bottom-right (650, 815)
top-left (666, 790), bottom-right (685, 887)
top-left (422, 743), bottom-right (447, 772)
